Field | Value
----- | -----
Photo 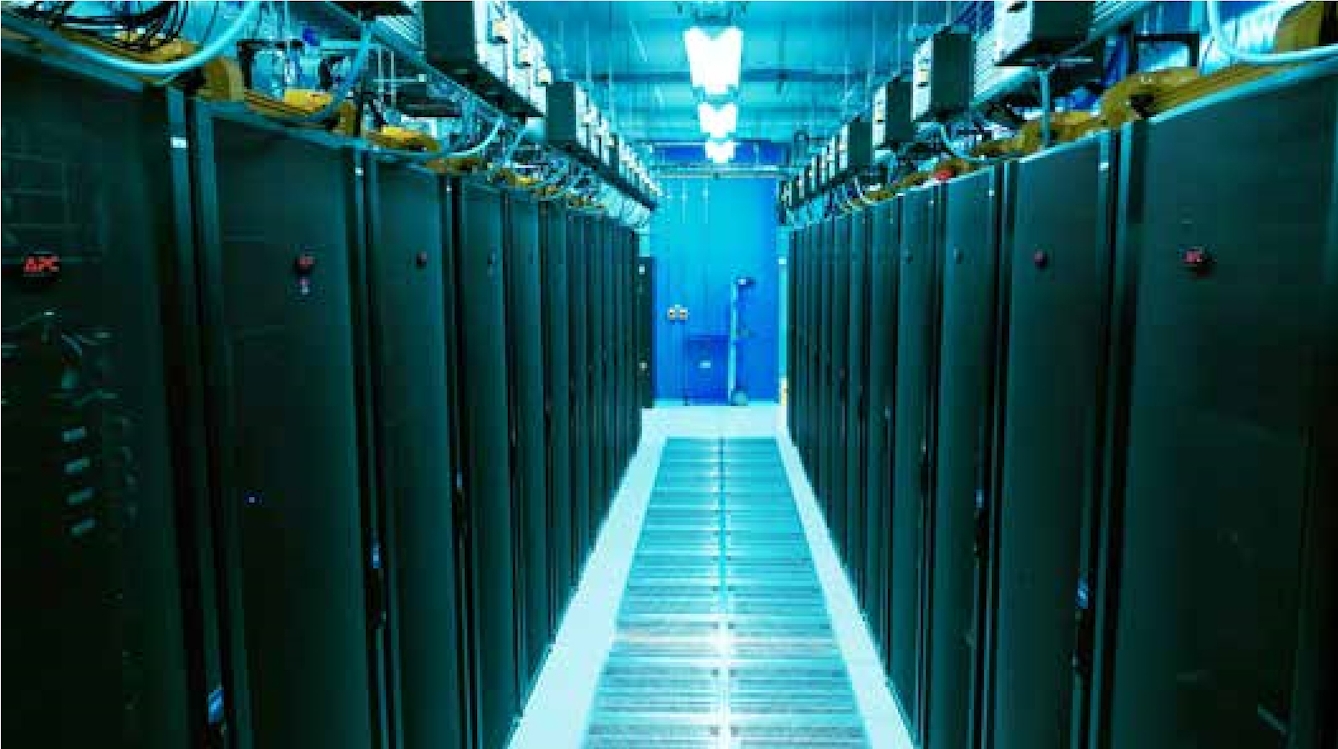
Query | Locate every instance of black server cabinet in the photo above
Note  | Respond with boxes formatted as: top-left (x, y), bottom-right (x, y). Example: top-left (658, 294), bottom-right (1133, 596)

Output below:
top-left (622, 231), bottom-right (637, 452)
top-left (361, 158), bottom-right (464, 749)
top-left (926, 168), bottom-right (1003, 749)
top-left (1095, 66), bottom-right (1338, 749)
top-left (447, 178), bottom-right (519, 749)
top-left (787, 228), bottom-right (800, 440)
top-left (788, 227), bottom-right (804, 450)
top-left (888, 185), bottom-right (943, 738)
top-left (191, 107), bottom-right (374, 748)
top-left (624, 231), bottom-right (638, 459)
top-left (791, 225), bottom-right (804, 456)
top-left (568, 213), bottom-right (592, 569)
top-left (585, 216), bottom-right (603, 537)
top-left (829, 214), bottom-right (851, 553)
top-left (614, 228), bottom-right (626, 466)
top-left (809, 221), bottom-right (823, 472)
top-left (845, 208), bottom-right (871, 591)
top-left (1, 54), bottom-right (199, 749)
top-left (990, 135), bottom-right (1117, 749)
top-left (636, 256), bottom-right (655, 410)
top-left (863, 198), bottom-right (901, 658)
top-left (611, 227), bottom-right (624, 496)
top-left (540, 201), bottom-right (574, 614)
top-left (503, 190), bottom-right (550, 698)
top-left (815, 218), bottom-right (833, 508)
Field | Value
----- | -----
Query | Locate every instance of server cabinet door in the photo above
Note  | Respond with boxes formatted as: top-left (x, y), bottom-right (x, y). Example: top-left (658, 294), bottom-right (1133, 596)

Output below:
top-left (612, 231), bottom-right (625, 469)
top-left (992, 136), bottom-right (1115, 749)
top-left (1101, 69), bottom-right (1338, 749)
top-left (636, 256), bottom-right (655, 410)
top-left (830, 215), bottom-right (852, 553)
top-left (864, 198), bottom-right (901, 660)
top-left (2, 57), bottom-right (195, 749)
top-left (540, 202), bottom-right (574, 615)
top-left (504, 192), bottom-right (549, 697)
top-left (815, 219), bottom-right (831, 505)
top-left (927, 169), bottom-right (1002, 749)
top-left (789, 227), bottom-right (805, 449)
top-left (364, 160), bottom-right (463, 749)
top-left (846, 209), bottom-right (871, 592)
top-left (193, 112), bottom-right (373, 748)
top-left (889, 185), bottom-right (943, 737)
top-left (803, 224), bottom-right (818, 468)
top-left (585, 217), bottom-right (602, 534)
top-left (450, 179), bottom-right (518, 749)
top-left (611, 230), bottom-right (623, 482)
top-left (624, 233), bottom-right (637, 458)
top-left (568, 214), bottom-right (591, 568)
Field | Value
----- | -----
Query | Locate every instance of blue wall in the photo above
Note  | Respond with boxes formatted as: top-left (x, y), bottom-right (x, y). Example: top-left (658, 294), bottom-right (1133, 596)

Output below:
top-left (650, 177), bottom-right (781, 403)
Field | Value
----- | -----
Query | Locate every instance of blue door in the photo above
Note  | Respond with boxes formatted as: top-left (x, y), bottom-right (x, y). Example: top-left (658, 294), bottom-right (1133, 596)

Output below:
top-left (650, 177), bottom-right (780, 404)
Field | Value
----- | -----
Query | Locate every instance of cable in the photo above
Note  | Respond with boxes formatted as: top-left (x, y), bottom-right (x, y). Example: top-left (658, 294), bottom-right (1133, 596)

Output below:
top-left (3, 0), bottom-right (262, 76)
top-left (444, 118), bottom-right (504, 158)
top-left (275, 21), bottom-right (374, 124)
top-left (935, 122), bottom-right (997, 164)
top-left (1205, 0), bottom-right (1338, 65)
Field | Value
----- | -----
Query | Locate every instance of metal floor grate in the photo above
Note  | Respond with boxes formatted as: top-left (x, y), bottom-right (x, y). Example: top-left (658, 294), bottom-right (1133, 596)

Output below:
top-left (585, 437), bottom-right (868, 747)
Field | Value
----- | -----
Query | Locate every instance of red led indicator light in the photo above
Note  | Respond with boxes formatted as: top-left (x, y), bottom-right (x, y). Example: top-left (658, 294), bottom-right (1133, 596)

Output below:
top-left (294, 252), bottom-right (317, 275)
top-left (1181, 247), bottom-right (1211, 274)
top-left (21, 251), bottom-right (62, 279)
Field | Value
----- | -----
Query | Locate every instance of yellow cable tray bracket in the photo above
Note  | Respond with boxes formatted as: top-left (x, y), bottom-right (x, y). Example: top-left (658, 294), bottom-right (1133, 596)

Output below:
top-left (1099, 2), bottom-right (1336, 129)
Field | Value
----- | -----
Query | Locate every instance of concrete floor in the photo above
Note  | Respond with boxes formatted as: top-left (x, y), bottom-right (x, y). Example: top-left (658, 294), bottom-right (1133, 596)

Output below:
top-left (507, 405), bottom-right (914, 749)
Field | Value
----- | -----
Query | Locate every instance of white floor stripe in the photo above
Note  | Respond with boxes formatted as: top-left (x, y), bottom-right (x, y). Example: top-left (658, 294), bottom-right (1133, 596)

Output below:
top-left (776, 421), bottom-right (916, 749)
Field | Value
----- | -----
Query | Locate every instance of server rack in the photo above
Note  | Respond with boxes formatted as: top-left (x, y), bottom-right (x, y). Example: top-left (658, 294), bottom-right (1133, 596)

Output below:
top-left (360, 157), bottom-right (464, 749)
top-left (1093, 63), bottom-right (1338, 749)
top-left (802, 222), bottom-right (819, 471)
top-left (595, 218), bottom-right (612, 517)
top-left (540, 201), bottom-right (574, 616)
top-left (845, 208), bottom-right (871, 593)
top-left (926, 168), bottom-right (1004, 749)
top-left (567, 212), bottom-right (592, 568)
top-left (2, 51), bottom-right (201, 749)
top-left (813, 216), bottom-right (824, 508)
top-left (863, 197), bottom-right (901, 665)
top-left (503, 190), bottom-right (550, 700)
top-left (447, 178), bottom-right (518, 749)
top-left (191, 104), bottom-right (376, 748)
top-left (830, 214), bottom-right (852, 558)
top-left (989, 133), bottom-right (1118, 749)
top-left (888, 185), bottom-right (943, 740)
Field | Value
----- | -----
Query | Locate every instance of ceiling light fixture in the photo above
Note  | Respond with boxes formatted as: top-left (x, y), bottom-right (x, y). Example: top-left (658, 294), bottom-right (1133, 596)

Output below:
top-left (684, 25), bottom-right (743, 96)
top-left (704, 139), bottom-right (736, 164)
top-left (697, 101), bottom-right (738, 140)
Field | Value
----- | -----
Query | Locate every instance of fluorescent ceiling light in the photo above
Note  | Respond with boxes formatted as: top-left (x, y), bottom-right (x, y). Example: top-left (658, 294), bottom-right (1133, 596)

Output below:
top-left (704, 139), bottom-right (736, 164)
top-left (697, 101), bottom-right (738, 140)
top-left (684, 26), bottom-right (742, 96)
